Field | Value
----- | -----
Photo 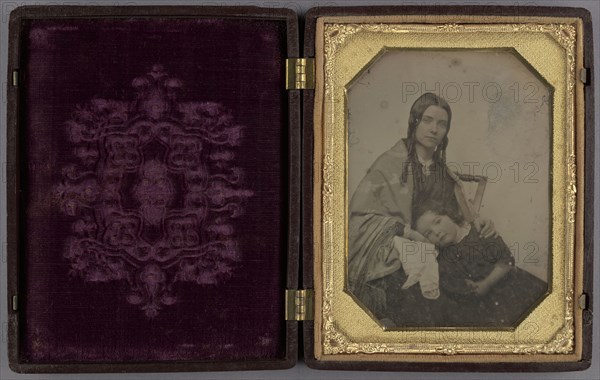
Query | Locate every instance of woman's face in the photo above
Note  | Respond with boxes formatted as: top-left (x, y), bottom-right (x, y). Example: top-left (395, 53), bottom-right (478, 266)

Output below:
top-left (414, 105), bottom-right (449, 151)
top-left (415, 210), bottom-right (460, 247)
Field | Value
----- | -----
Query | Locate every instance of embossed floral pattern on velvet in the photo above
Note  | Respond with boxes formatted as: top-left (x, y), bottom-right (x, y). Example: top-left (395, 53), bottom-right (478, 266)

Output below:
top-left (55, 65), bottom-right (253, 318)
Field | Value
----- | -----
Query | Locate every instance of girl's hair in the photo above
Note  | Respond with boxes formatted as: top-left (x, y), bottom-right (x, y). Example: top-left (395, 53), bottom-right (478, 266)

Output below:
top-left (401, 92), bottom-right (453, 186)
top-left (412, 199), bottom-right (465, 228)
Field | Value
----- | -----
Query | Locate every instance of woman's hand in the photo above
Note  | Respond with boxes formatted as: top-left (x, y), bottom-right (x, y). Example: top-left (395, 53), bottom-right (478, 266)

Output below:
top-left (473, 216), bottom-right (497, 239)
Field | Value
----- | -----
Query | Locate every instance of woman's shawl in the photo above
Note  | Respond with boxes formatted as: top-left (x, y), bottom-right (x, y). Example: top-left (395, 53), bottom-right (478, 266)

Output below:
top-left (347, 139), bottom-right (469, 316)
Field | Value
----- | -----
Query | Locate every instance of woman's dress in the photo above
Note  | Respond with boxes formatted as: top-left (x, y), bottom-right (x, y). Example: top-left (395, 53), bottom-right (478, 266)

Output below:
top-left (348, 139), bottom-right (464, 323)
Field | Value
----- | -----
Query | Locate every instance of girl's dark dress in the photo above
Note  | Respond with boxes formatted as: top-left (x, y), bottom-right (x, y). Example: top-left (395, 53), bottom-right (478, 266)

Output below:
top-left (385, 225), bottom-right (547, 328)
top-left (435, 226), bottom-right (548, 327)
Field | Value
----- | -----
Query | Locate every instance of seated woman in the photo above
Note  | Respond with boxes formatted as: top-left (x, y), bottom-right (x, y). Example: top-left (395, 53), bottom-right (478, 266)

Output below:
top-left (347, 92), bottom-right (495, 327)
top-left (412, 200), bottom-right (548, 327)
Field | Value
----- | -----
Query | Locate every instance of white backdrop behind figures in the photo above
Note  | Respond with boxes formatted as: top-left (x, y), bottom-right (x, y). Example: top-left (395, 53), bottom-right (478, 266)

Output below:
top-left (347, 49), bottom-right (551, 281)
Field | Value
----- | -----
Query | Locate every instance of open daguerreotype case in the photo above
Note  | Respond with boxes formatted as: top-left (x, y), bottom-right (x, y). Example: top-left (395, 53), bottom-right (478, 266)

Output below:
top-left (5, 5), bottom-right (594, 373)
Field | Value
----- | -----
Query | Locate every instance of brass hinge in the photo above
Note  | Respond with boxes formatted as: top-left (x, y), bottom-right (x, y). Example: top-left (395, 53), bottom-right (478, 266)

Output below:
top-left (286, 58), bottom-right (315, 90)
top-left (285, 289), bottom-right (314, 321)
top-left (578, 293), bottom-right (588, 310)
top-left (12, 70), bottom-right (19, 87)
top-left (12, 295), bottom-right (18, 312)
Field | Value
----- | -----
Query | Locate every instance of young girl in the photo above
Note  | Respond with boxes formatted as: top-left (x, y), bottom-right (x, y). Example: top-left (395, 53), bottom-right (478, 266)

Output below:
top-left (413, 200), bottom-right (548, 327)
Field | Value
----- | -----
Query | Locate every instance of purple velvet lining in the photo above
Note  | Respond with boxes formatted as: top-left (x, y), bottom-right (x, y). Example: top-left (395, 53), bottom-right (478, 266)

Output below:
top-left (21, 18), bottom-right (287, 363)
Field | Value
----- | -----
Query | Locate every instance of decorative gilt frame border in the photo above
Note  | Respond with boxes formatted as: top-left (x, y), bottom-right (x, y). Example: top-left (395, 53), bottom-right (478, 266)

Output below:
top-left (313, 15), bottom-right (586, 363)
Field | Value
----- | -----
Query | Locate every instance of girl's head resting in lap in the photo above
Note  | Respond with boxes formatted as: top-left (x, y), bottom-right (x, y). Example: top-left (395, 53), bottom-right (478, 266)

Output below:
top-left (414, 200), bottom-right (465, 247)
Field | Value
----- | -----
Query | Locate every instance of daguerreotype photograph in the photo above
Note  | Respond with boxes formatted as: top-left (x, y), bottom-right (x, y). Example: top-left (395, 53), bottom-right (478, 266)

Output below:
top-left (312, 15), bottom-right (586, 360)
top-left (347, 49), bottom-right (551, 329)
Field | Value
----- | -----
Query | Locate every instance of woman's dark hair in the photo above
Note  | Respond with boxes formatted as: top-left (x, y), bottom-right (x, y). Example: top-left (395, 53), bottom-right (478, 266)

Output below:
top-left (412, 199), bottom-right (465, 228)
top-left (401, 93), bottom-right (453, 191)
